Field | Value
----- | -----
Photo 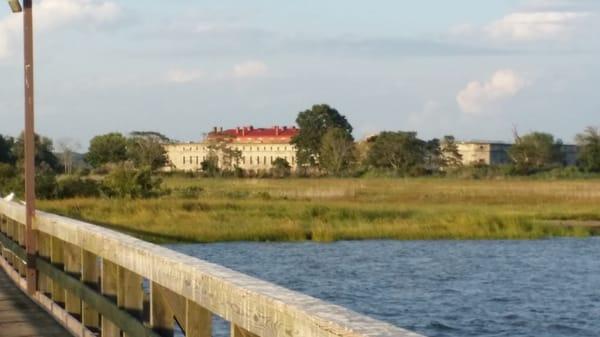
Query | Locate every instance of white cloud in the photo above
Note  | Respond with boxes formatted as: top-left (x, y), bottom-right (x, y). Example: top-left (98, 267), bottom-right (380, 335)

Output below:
top-left (232, 60), bottom-right (268, 78)
top-left (457, 70), bottom-right (527, 115)
top-left (165, 69), bottom-right (203, 84)
top-left (0, 0), bottom-right (120, 59)
top-left (485, 11), bottom-right (591, 41)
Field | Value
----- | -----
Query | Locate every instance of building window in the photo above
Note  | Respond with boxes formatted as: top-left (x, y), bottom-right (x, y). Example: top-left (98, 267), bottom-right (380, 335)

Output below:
top-left (183, 157), bottom-right (186, 164)
top-left (190, 156), bottom-right (193, 164)
top-left (264, 156), bottom-right (267, 164)
top-left (257, 156), bottom-right (260, 164)
top-left (270, 156), bottom-right (273, 163)
top-left (196, 156), bottom-right (199, 164)
top-left (250, 156), bottom-right (253, 164)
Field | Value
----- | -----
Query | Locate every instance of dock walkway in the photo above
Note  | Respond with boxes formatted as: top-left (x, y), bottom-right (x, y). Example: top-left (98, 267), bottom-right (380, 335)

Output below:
top-left (0, 268), bottom-right (70, 337)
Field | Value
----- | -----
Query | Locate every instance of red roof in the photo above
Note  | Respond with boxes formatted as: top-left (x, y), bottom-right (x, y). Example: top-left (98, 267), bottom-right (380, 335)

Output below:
top-left (207, 126), bottom-right (298, 143)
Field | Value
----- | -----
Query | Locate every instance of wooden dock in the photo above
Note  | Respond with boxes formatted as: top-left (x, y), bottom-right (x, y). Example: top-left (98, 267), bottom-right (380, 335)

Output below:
top-left (0, 268), bottom-right (70, 337)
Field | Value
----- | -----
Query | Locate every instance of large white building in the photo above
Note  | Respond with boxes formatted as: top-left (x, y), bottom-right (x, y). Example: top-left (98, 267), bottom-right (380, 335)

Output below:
top-left (165, 126), bottom-right (299, 172)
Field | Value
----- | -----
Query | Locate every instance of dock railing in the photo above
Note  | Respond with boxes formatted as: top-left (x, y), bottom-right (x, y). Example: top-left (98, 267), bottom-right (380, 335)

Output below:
top-left (0, 198), bottom-right (424, 337)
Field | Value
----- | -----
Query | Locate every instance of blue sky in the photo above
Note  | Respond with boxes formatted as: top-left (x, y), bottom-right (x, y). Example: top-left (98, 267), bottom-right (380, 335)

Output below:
top-left (0, 0), bottom-right (598, 147)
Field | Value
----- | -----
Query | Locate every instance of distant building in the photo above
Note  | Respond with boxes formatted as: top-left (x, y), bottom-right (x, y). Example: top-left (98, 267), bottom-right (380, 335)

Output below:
top-left (457, 140), bottom-right (578, 166)
top-left (457, 141), bottom-right (512, 166)
top-left (165, 126), bottom-right (299, 172)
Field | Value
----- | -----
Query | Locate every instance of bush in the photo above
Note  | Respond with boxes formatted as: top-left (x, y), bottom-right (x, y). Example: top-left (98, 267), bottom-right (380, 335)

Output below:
top-left (57, 176), bottom-right (101, 198)
top-left (101, 166), bottom-right (163, 198)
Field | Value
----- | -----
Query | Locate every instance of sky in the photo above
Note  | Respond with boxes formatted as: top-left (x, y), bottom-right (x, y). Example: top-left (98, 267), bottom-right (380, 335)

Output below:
top-left (0, 0), bottom-right (599, 148)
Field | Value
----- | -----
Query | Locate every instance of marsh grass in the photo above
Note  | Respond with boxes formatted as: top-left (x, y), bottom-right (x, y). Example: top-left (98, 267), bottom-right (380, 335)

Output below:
top-left (38, 178), bottom-right (599, 243)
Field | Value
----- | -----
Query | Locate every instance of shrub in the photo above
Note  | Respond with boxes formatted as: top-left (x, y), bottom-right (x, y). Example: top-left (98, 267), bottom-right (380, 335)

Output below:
top-left (57, 176), bottom-right (101, 198)
top-left (102, 166), bottom-right (163, 198)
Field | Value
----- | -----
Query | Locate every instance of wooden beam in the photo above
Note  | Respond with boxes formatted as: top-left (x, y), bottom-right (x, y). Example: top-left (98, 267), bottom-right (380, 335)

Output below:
top-left (81, 249), bottom-right (100, 329)
top-left (101, 259), bottom-right (120, 337)
top-left (150, 282), bottom-right (174, 337)
top-left (64, 242), bottom-right (82, 317)
top-left (186, 300), bottom-right (212, 337)
top-left (50, 236), bottom-right (65, 305)
top-left (118, 267), bottom-right (144, 337)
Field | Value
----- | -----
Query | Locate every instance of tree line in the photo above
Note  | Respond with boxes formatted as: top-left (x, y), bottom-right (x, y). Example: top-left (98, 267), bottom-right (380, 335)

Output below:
top-left (1, 104), bottom-right (600, 199)
top-left (290, 104), bottom-right (600, 177)
top-left (0, 131), bottom-right (168, 199)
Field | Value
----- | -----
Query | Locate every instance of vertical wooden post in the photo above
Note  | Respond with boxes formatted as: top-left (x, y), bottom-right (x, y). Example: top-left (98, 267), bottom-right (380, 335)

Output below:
top-left (150, 282), bottom-right (174, 337)
top-left (64, 242), bottom-right (82, 318)
top-left (37, 232), bottom-right (50, 295)
top-left (101, 259), bottom-right (120, 337)
top-left (186, 300), bottom-right (212, 337)
top-left (118, 267), bottom-right (144, 337)
top-left (231, 324), bottom-right (260, 337)
top-left (50, 236), bottom-right (65, 305)
top-left (81, 249), bottom-right (100, 329)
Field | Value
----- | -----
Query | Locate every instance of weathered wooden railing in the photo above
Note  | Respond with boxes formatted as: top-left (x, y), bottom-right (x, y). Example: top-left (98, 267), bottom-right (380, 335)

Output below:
top-left (0, 198), bottom-right (424, 337)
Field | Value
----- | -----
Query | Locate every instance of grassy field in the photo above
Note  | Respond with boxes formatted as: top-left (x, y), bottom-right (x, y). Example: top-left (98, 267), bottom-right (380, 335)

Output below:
top-left (38, 177), bottom-right (600, 243)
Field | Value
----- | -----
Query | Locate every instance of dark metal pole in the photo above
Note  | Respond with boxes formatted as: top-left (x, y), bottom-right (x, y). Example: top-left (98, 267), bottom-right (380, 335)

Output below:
top-left (23, 0), bottom-right (37, 295)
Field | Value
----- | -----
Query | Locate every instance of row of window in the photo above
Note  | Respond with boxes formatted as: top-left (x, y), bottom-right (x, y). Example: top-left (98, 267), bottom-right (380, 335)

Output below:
top-left (182, 155), bottom-right (295, 165)
top-left (179, 145), bottom-right (292, 152)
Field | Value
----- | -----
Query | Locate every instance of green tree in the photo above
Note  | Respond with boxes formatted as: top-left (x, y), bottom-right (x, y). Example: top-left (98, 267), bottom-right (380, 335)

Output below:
top-left (424, 138), bottom-right (442, 171)
top-left (440, 135), bottom-right (463, 169)
top-left (576, 126), bottom-right (600, 172)
top-left (509, 131), bottom-right (562, 173)
top-left (319, 128), bottom-right (356, 176)
top-left (127, 131), bottom-right (169, 171)
top-left (366, 131), bottom-right (426, 173)
top-left (271, 158), bottom-right (291, 178)
top-left (0, 135), bottom-right (15, 164)
top-left (12, 132), bottom-right (60, 172)
top-left (85, 133), bottom-right (128, 168)
top-left (291, 104), bottom-right (353, 166)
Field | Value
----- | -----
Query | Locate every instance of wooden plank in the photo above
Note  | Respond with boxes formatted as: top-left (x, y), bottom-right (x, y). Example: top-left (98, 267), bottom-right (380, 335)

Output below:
top-left (186, 300), bottom-right (212, 337)
top-left (231, 324), bottom-right (260, 337)
top-left (118, 267), bottom-right (144, 337)
top-left (101, 259), bottom-right (120, 337)
top-left (81, 249), bottom-right (100, 329)
top-left (50, 236), bottom-right (65, 305)
top-left (0, 266), bottom-right (72, 337)
top-left (150, 282), bottom-right (174, 337)
top-left (64, 242), bottom-right (82, 318)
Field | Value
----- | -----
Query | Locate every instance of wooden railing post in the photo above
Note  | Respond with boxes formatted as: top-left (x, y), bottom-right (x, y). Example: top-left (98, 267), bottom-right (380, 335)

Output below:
top-left (64, 242), bottom-right (82, 318)
top-left (150, 282), bottom-right (174, 337)
top-left (118, 267), bottom-right (144, 337)
top-left (101, 259), bottom-right (120, 337)
top-left (37, 232), bottom-right (51, 295)
top-left (231, 324), bottom-right (260, 337)
top-left (82, 249), bottom-right (100, 330)
top-left (50, 236), bottom-right (65, 306)
top-left (186, 300), bottom-right (212, 337)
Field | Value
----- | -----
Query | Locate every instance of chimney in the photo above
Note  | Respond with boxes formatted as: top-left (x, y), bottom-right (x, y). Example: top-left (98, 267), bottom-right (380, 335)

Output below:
top-left (219, 127), bottom-right (223, 133)
top-left (249, 125), bottom-right (254, 131)
top-left (213, 127), bottom-right (217, 134)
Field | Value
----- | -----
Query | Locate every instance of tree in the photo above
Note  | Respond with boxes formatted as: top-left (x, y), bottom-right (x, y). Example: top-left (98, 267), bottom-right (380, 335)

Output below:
top-left (56, 138), bottom-right (81, 175)
top-left (127, 132), bottom-right (169, 171)
top-left (12, 132), bottom-right (60, 172)
top-left (366, 131), bottom-right (426, 173)
top-left (509, 131), bottom-right (562, 173)
top-left (576, 126), bottom-right (600, 172)
top-left (0, 135), bottom-right (15, 164)
top-left (271, 158), bottom-right (291, 178)
top-left (85, 133), bottom-right (128, 168)
top-left (440, 136), bottom-right (463, 169)
top-left (424, 138), bottom-right (442, 171)
top-left (291, 104), bottom-right (353, 166)
top-left (319, 128), bottom-right (356, 176)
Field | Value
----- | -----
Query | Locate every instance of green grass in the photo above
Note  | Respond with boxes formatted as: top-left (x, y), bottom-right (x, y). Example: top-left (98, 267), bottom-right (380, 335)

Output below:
top-left (38, 177), bottom-right (600, 243)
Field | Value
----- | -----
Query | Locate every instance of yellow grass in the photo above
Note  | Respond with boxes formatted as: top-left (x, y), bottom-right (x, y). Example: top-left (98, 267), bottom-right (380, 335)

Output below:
top-left (38, 178), bottom-right (599, 243)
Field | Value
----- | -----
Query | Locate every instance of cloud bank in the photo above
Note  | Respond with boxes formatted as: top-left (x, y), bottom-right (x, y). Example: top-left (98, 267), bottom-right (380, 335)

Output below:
top-left (457, 70), bottom-right (527, 114)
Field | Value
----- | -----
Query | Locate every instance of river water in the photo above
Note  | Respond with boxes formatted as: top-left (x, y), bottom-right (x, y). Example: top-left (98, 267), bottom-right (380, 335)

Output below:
top-left (168, 238), bottom-right (600, 337)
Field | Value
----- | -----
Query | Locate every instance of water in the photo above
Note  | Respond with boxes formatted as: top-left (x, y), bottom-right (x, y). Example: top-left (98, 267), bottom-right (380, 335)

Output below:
top-left (167, 238), bottom-right (600, 337)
